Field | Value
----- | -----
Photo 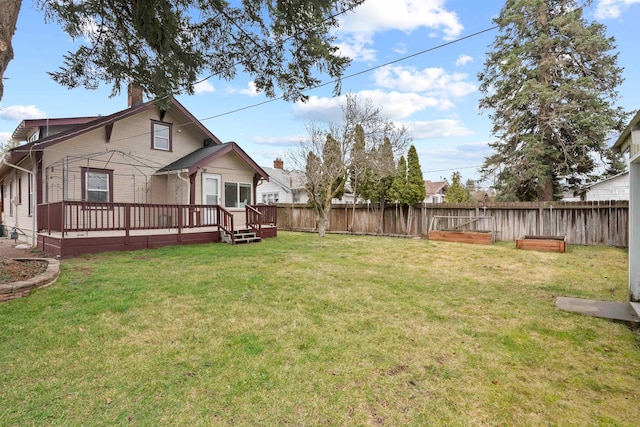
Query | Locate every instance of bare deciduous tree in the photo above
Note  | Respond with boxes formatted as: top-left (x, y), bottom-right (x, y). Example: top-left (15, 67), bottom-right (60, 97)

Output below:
top-left (291, 93), bottom-right (411, 237)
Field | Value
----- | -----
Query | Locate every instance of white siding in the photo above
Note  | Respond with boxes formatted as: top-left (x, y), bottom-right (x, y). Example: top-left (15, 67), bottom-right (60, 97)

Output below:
top-left (582, 173), bottom-right (630, 201)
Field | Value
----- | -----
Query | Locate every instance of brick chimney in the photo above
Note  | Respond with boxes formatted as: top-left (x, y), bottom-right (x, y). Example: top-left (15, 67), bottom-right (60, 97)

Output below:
top-left (274, 157), bottom-right (284, 170)
top-left (128, 83), bottom-right (144, 108)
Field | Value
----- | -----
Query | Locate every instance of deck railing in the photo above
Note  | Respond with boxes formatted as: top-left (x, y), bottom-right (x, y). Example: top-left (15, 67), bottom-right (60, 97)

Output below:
top-left (38, 201), bottom-right (232, 236)
top-left (252, 204), bottom-right (277, 225)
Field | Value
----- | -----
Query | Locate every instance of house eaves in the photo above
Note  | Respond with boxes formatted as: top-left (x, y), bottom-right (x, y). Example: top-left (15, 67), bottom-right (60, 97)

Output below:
top-left (158, 141), bottom-right (269, 179)
top-left (6, 97), bottom-right (223, 166)
top-left (11, 117), bottom-right (100, 141)
top-left (613, 110), bottom-right (640, 154)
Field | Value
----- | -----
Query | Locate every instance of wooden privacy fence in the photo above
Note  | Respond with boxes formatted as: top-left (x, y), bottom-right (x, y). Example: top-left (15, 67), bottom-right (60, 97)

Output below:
top-left (276, 201), bottom-right (629, 247)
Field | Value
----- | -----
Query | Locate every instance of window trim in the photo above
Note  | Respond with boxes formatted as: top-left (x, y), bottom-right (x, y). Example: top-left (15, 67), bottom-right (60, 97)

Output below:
top-left (151, 120), bottom-right (172, 152)
top-left (28, 174), bottom-right (33, 216)
top-left (81, 167), bottom-right (114, 204)
top-left (224, 181), bottom-right (252, 209)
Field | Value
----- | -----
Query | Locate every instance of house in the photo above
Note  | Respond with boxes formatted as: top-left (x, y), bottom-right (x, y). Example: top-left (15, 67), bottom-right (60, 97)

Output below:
top-left (423, 180), bottom-right (448, 203)
top-left (612, 110), bottom-right (640, 304)
top-left (257, 158), bottom-right (355, 204)
top-left (0, 87), bottom-right (276, 257)
top-left (574, 172), bottom-right (629, 201)
top-left (257, 158), bottom-right (309, 204)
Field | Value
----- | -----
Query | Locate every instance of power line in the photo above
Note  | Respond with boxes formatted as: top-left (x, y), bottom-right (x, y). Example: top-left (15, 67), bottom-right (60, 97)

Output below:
top-left (423, 164), bottom-right (483, 174)
top-left (11, 23), bottom-right (498, 150)
top-left (197, 25), bottom-right (499, 122)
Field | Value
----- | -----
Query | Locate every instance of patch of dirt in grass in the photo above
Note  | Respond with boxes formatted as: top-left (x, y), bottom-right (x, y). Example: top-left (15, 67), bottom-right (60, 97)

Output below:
top-left (0, 259), bottom-right (49, 284)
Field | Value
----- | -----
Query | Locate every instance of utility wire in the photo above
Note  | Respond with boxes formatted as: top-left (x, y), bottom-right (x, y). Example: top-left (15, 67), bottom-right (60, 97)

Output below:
top-left (196, 25), bottom-right (499, 122)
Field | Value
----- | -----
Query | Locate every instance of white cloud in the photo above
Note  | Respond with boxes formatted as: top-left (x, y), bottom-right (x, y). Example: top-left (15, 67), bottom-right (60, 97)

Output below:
top-left (406, 120), bottom-right (473, 139)
top-left (251, 135), bottom-right (302, 147)
top-left (193, 80), bottom-right (215, 94)
top-left (373, 65), bottom-right (477, 98)
top-left (595, 0), bottom-right (640, 18)
top-left (393, 43), bottom-right (408, 55)
top-left (336, 0), bottom-right (463, 61)
top-left (455, 54), bottom-right (474, 66)
top-left (239, 81), bottom-right (260, 97)
top-left (292, 90), bottom-right (455, 123)
top-left (0, 132), bottom-right (12, 145)
top-left (0, 105), bottom-right (46, 122)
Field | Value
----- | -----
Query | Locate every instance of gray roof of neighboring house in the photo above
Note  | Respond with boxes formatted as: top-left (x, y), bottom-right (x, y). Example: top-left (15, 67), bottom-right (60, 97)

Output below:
top-left (262, 167), bottom-right (306, 192)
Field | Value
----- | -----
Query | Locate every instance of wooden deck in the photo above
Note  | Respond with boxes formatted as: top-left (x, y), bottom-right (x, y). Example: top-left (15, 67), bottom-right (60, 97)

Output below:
top-left (36, 201), bottom-right (277, 258)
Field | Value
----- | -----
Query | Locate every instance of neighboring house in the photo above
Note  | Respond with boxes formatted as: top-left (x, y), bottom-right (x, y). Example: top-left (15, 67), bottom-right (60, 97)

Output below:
top-left (257, 158), bottom-right (355, 204)
top-left (574, 172), bottom-right (629, 201)
top-left (613, 110), bottom-right (640, 304)
top-left (0, 87), bottom-right (274, 256)
top-left (257, 159), bottom-right (309, 204)
top-left (423, 180), bottom-right (448, 203)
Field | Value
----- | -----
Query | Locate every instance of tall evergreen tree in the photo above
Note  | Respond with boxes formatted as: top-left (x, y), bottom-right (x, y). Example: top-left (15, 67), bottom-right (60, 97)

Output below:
top-left (404, 145), bottom-right (426, 234)
top-left (447, 171), bottom-right (471, 203)
top-left (359, 137), bottom-right (396, 234)
top-left (478, 0), bottom-right (628, 201)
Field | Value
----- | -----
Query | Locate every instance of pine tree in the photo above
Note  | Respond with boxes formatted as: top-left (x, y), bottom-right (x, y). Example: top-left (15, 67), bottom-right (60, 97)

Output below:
top-left (478, 0), bottom-right (628, 201)
top-left (404, 145), bottom-right (426, 234)
top-left (447, 171), bottom-right (471, 203)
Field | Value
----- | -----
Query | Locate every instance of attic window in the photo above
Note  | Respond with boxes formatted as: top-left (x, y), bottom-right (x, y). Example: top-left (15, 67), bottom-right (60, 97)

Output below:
top-left (152, 121), bottom-right (172, 151)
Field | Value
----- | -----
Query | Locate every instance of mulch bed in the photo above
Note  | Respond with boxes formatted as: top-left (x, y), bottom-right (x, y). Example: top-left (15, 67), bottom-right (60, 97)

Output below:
top-left (0, 258), bottom-right (49, 284)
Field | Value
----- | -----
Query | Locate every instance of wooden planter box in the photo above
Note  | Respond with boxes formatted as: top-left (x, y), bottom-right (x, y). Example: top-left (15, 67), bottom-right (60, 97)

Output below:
top-left (428, 230), bottom-right (493, 245)
top-left (516, 235), bottom-right (567, 253)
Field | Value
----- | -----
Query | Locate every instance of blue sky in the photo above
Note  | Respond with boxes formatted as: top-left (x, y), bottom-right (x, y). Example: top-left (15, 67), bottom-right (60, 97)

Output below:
top-left (1, 0), bottom-right (639, 185)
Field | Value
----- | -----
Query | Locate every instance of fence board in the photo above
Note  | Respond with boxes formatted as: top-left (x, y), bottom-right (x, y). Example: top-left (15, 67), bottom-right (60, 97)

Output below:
top-left (275, 201), bottom-right (629, 247)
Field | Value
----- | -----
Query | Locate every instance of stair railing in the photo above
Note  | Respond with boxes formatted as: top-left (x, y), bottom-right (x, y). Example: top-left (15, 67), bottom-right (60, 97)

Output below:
top-left (245, 205), bottom-right (263, 237)
top-left (217, 205), bottom-right (235, 244)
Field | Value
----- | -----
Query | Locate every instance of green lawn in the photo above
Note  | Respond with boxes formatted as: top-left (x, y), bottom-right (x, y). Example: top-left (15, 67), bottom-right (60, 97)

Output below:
top-left (1, 232), bottom-right (639, 426)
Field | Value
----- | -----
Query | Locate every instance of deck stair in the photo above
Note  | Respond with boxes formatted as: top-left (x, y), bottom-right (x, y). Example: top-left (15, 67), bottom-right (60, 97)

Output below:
top-left (221, 228), bottom-right (261, 244)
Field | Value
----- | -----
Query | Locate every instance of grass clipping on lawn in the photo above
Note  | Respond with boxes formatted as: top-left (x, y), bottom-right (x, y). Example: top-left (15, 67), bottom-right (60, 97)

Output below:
top-left (0, 232), bottom-right (638, 426)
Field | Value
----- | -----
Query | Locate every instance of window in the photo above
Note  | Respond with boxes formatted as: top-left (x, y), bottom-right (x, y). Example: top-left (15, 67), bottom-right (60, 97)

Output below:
top-left (224, 182), bottom-right (251, 208)
top-left (261, 192), bottom-right (279, 204)
top-left (81, 168), bottom-right (113, 203)
top-left (152, 121), bottom-right (172, 151)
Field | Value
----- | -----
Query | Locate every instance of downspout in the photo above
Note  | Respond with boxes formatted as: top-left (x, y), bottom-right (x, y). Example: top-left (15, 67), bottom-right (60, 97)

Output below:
top-left (1, 154), bottom-right (37, 247)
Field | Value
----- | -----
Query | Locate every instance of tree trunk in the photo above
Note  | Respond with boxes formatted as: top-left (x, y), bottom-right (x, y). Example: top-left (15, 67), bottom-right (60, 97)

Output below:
top-left (0, 0), bottom-right (22, 103)
top-left (538, 171), bottom-right (555, 201)
top-left (406, 206), bottom-right (414, 235)
top-left (317, 213), bottom-right (328, 237)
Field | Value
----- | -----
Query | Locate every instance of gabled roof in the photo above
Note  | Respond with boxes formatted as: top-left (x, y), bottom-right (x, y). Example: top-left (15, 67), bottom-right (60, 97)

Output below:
top-left (7, 97), bottom-right (223, 164)
top-left (261, 166), bottom-right (306, 192)
top-left (11, 117), bottom-right (99, 141)
top-left (158, 141), bottom-right (269, 179)
top-left (575, 171), bottom-right (629, 195)
top-left (424, 180), bottom-right (448, 195)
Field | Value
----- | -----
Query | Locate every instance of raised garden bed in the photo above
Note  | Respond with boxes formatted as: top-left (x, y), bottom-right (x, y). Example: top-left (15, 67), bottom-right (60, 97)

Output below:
top-left (428, 230), bottom-right (493, 245)
top-left (516, 235), bottom-right (567, 253)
